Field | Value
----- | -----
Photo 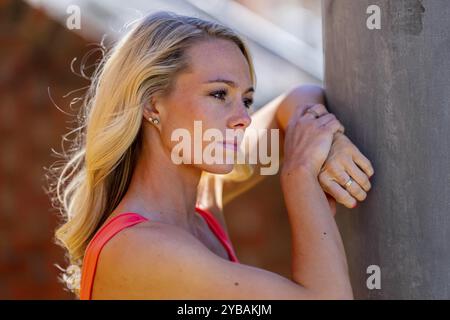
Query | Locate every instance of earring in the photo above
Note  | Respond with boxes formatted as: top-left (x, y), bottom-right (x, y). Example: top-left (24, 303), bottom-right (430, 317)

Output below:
top-left (148, 117), bottom-right (159, 125)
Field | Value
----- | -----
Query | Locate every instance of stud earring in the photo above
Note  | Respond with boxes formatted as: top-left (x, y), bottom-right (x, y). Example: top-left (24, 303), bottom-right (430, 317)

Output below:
top-left (148, 117), bottom-right (159, 125)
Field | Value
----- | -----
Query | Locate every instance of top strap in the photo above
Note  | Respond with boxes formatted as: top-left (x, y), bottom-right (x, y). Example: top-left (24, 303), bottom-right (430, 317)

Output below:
top-left (79, 208), bottom-right (239, 300)
top-left (79, 213), bottom-right (148, 300)
top-left (195, 206), bottom-right (239, 263)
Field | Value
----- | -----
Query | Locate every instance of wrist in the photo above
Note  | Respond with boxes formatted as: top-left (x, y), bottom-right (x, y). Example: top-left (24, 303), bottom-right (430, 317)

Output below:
top-left (333, 130), bottom-right (346, 142)
top-left (281, 164), bottom-right (318, 185)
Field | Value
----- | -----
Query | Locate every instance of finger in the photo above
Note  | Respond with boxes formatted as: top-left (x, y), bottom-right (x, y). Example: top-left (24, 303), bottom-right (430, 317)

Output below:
top-left (323, 118), bottom-right (343, 135)
top-left (336, 122), bottom-right (345, 134)
top-left (307, 105), bottom-right (344, 133)
top-left (343, 177), bottom-right (367, 202)
top-left (305, 104), bottom-right (329, 117)
top-left (290, 104), bottom-right (310, 125)
top-left (303, 109), bottom-right (318, 120)
top-left (345, 160), bottom-right (372, 192)
top-left (314, 104), bottom-right (329, 116)
top-left (352, 149), bottom-right (375, 178)
top-left (301, 104), bottom-right (328, 121)
top-left (319, 172), bottom-right (357, 208)
top-left (330, 168), bottom-right (367, 202)
top-left (300, 103), bottom-right (318, 116)
top-left (315, 113), bottom-right (337, 126)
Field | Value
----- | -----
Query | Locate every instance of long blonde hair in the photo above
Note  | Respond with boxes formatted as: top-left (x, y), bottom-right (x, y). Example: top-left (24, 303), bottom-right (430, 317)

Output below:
top-left (45, 10), bottom-right (256, 297)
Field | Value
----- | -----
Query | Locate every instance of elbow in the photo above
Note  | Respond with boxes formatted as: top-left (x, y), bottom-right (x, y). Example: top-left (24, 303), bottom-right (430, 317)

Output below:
top-left (301, 281), bottom-right (354, 300)
top-left (326, 290), bottom-right (354, 300)
top-left (289, 84), bottom-right (325, 102)
top-left (310, 289), bottom-right (354, 300)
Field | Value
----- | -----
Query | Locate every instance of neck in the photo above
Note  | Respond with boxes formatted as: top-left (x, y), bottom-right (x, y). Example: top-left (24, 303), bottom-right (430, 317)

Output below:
top-left (115, 132), bottom-right (203, 230)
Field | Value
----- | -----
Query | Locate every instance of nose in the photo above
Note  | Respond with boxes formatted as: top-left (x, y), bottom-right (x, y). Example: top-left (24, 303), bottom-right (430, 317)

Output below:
top-left (227, 106), bottom-right (252, 130)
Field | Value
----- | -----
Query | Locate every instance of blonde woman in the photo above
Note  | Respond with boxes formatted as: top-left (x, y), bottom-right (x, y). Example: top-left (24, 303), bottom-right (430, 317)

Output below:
top-left (48, 11), bottom-right (374, 299)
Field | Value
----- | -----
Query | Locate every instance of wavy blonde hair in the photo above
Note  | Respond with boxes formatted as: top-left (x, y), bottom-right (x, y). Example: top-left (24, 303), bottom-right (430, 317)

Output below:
top-left (45, 10), bottom-right (256, 298)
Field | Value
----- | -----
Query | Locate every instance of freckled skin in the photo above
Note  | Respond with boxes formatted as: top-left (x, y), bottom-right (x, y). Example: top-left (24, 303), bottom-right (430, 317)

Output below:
top-left (149, 38), bottom-right (254, 174)
top-left (106, 38), bottom-right (254, 243)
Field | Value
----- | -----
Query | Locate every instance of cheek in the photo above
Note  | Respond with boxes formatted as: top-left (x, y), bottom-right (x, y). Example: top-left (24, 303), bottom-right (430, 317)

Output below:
top-left (183, 97), bottom-right (226, 129)
top-left (160, 96), bottom-right (228, 150)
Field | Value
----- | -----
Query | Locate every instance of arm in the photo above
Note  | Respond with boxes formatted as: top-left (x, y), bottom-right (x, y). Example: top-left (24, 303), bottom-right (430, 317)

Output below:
top-left (222, 84), bottom-right (374, 209)
top-left (278, 85), bottom-right (374, 208)
top-left (222, 84), bottom-right (332, 205)
top-left (95, 216), bottom-right (353, 299)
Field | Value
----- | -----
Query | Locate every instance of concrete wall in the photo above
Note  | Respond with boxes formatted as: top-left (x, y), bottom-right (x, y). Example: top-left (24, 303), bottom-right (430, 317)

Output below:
top-left (322, 0), bottom-right (450, 299)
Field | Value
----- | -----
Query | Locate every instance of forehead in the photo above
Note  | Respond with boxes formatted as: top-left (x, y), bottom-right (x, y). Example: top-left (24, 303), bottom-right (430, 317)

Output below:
top-left (179, 39), bottom-right (253, 87)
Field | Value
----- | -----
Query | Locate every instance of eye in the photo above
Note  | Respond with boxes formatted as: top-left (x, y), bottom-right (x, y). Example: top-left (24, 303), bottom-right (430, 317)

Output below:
top-left (243, 98), bottom-right (253, 109)
top-left (209, 89), bottom-right (253, 109)
top-left (210, 89), bottom-right (227, 101)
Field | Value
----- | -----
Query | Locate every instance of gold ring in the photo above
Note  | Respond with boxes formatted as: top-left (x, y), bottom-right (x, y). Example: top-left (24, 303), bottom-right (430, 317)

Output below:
top-left (344, 177), bottom-right (353, 188)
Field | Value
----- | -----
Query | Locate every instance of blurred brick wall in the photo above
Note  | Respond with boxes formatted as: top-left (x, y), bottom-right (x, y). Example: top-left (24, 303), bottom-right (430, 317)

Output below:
top-left (0, 0), bottom-right (294, 299)
top-left (224, 174), bottom-right (292, 279)
top-left (0, 0), bottom-right (93, 299)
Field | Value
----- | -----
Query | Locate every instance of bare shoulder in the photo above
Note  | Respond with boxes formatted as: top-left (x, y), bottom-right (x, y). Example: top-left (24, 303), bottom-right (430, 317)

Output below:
top-left (92, 220), bottom-right (201, 299)
top-left (91, 218), bottom-right (314, 299)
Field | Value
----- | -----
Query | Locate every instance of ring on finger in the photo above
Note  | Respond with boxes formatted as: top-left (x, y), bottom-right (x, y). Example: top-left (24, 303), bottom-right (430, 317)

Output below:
top-left (331, 176), bottom-right (354, 189)
top-left (344, 177), bottom-right (354, 188)
top-left (305, 108), bottom-right (321, 119)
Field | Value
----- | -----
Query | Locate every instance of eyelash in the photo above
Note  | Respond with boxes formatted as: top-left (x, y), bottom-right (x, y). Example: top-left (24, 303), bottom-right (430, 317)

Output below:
top-left (209, 89), bottom-right (253, 109)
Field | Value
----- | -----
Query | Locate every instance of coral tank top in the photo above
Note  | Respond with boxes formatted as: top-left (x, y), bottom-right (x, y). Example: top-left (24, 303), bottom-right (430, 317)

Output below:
top-left (79, 206), bottom-right (239, 299)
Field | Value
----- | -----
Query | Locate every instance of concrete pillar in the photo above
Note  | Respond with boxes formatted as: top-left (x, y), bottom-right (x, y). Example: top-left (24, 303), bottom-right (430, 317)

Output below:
top-left (322, 0), bottom-right (450, 299)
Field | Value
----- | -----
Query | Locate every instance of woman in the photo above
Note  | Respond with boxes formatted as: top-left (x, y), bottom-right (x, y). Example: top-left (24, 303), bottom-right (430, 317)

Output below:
top-left (49, 11), bottom-right (374, 299)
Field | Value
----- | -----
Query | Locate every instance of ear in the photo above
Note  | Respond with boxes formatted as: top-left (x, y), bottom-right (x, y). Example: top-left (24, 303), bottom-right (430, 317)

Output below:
top-left (143, 96), bottom-right (161, 121)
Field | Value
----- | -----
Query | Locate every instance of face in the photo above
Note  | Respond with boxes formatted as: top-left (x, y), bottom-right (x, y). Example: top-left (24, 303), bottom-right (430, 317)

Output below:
top-left (150, 39), bottom-right (254, 174)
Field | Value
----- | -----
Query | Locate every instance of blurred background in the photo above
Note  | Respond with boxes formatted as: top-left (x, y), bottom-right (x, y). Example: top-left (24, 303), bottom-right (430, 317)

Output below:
top-left (0, 0), bottom-right (323, 299)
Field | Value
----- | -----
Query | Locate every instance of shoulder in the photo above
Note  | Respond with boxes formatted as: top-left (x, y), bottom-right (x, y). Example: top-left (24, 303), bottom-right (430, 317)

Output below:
top-left (98, 220), bottom-right (201, 269)
top-left (90, 215), bottom-right (314, 299)
top-left (91, 220), bottom-right (210, 298)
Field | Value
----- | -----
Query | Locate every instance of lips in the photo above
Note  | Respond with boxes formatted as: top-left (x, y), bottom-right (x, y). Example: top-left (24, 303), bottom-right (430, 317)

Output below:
top-left (218, 141), bottom-right (238, 151)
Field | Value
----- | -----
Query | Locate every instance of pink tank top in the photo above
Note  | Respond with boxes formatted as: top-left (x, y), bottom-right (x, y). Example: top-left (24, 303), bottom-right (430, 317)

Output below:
top-left (79, 207), bottom-right (239, 300)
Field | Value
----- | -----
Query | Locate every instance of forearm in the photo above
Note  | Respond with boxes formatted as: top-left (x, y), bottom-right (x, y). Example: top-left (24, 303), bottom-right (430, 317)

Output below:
top-left (276, 84), bottom-right (325, 129)
top-left (281, 167), bottom-right (353, 298)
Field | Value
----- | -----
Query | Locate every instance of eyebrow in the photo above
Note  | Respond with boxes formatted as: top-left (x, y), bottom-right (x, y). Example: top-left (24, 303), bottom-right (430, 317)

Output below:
top-left (204, 78), bottom-right (254, 94)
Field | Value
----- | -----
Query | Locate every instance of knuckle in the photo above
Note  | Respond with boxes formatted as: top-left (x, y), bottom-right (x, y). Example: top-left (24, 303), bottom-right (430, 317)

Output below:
top-left (318, 172), bottom-right (331, 186)
top-left (328, 113), bottom-right (337, 120)
top-left (328, 164), bottom-right (340, 175)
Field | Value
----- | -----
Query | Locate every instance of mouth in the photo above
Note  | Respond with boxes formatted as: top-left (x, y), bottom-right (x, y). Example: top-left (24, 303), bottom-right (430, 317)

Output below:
top-left (218, 141), bottom-right (238, 151)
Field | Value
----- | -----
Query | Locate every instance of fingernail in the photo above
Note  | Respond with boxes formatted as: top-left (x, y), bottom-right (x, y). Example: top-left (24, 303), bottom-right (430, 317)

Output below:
top-left (352, 203), bottom-right (358, 208)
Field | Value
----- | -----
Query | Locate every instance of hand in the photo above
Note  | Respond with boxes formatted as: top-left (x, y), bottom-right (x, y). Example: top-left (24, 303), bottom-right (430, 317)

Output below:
top-left (319, 132), bottom-right (374, 209)
top-left (326, 194), bottom-right (337, 217)
top-left (281, 104), bottom-right (344, 179)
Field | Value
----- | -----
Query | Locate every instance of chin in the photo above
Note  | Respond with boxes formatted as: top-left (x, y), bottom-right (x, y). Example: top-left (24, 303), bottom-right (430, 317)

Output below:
top-left (199, 163), bottom-right (235, 175)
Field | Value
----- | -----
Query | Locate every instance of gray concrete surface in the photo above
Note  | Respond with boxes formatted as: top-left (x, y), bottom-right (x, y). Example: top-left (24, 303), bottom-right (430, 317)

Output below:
top-left (322, 0), bottom-right (450, 299)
